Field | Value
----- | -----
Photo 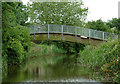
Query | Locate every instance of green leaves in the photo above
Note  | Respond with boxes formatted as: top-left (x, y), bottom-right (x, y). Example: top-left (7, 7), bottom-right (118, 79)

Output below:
top-left (85, 19), bottom-right (110, 32)
top-left (2, 2), bottom-right (29, 27)
top-left (85, 18), bottom-right (120, 34)
top-left (28, 2), bottom-right (88, 26)
top-left (2, 2), bottom-right (30, 79)
top-left (27, 43), bottom-right (66, 58)
top-left (2, 25), bottom-right (30, 65)
top-left (79, 39), bottom-right (119, 83)
top-left (39, 40), bottom-right (85, 54)
top-left (106, 18), bottom-right (120, 33)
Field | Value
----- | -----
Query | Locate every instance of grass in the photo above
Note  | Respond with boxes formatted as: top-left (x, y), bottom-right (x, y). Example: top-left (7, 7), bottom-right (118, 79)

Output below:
top-left (78, 38), bottom-right (120, 83)
top-left (26, 42), bottom-right (67, 58)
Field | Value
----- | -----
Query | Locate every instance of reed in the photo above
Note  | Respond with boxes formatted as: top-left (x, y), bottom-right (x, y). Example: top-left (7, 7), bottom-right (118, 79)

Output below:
top-left (26, 42), bottom-right (67, 58)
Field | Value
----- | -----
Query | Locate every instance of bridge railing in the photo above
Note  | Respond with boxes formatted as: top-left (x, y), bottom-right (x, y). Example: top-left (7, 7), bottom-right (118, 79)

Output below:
top-left (28, 24), bottom-right (118, 40)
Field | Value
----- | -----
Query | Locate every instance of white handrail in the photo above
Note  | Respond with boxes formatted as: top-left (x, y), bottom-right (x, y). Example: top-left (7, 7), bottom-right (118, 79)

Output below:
top-left (28, 24), bottom-right (118, 40)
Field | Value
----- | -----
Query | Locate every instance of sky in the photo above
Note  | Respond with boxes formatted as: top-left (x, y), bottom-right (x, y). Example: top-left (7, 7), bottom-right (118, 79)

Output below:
top-left (83, 0), bottom-right (119, 22)
top-left (22, 0), bottom-right (120, 22)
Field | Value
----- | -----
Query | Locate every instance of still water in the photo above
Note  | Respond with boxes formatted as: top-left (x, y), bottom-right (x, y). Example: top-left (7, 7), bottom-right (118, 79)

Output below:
top-left (3, 54), bottom-right (104, 82)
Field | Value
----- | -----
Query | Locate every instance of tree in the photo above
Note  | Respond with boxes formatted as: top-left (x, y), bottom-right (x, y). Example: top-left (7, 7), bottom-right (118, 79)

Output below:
top-left (85, 19), bottom-right (110, 32)
top-left (2, 2), bottom-right (17, 28)
top-left (2, 2), bottom-right (30, 65)
top-left (28, 1), bottom-right (88, 26)
top-left (2, 2), bottom-right (29, 27)
top-left (106, 18), bottom-right (120, 32)
top-left (13, 3), bottom-right (29, 26)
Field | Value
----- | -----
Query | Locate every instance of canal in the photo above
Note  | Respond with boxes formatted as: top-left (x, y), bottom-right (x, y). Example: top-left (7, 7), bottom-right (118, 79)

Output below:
top-left (2, 54), bottom-right (105, 82)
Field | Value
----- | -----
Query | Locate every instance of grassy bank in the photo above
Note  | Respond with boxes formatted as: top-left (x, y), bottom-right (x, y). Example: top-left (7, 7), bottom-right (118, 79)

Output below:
top-left (26, 42), bottom-right (67, 58)
top-left (78, 39), bottom-right (120, 83)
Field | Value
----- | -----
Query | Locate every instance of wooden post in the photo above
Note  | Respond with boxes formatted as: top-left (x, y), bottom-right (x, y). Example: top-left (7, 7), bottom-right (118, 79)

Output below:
top-left (61, 25), bottom-right (63, 40)
top-left (48, 24), bottom-right (49, 39)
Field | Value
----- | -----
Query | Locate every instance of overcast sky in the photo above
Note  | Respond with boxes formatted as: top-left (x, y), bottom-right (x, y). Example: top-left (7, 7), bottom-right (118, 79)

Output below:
top-left (22, 0), bottom-right (120, 22)
top-left (83, 0), bottom-right (119, 22)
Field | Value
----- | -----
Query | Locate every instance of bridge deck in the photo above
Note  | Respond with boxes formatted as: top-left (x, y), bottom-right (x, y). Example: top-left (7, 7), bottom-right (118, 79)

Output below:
top-left (29, 24), bottom-right (118, 46)
top-left (30, 33), bottom-right (104, 46)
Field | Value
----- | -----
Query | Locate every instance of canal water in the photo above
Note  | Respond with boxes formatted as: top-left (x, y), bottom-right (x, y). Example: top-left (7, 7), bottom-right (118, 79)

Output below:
top-left (2, 54), bottom-right (104, 82)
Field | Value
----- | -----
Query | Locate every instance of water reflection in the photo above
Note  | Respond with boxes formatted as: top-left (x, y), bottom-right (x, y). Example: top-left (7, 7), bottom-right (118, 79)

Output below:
top-left (3, 54), bottom-right (102, 82)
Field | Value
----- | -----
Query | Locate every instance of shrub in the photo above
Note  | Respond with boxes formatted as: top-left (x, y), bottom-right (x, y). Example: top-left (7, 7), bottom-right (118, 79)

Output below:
top-left (26, 43), bottom-right (67, 58)
top-left (2, 25), bottom-right (30, 65)
top-left (78, 39), bottom-right (120, 83)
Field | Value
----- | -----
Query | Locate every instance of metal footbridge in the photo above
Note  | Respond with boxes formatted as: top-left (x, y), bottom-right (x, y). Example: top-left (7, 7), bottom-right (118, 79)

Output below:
top-left (28, 24), bottom-right (118, 46)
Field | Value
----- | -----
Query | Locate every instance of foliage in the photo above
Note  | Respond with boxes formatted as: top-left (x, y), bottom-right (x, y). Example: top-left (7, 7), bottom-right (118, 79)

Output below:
top-left (2, 2), bottom-right (17, 28)
top-left (85, 18), bottom-right (120, 34)
top-left (106, 18), bottom-right (120, 33)
top-left (38, 40), bottom-right (85, 54)
top-left (2, 25), bottom-right (30, 65)
top-left (2, 2), bottom-right (29, 27)
top-left (28, 1), bottom-right (88, 26)
top-left (2, 2), bottom-right (30, 79)
top-left (2, 2), bottom-right (30, 64)
top-left (26, 42), bottom-right (66, 58)
top-left (85, 19), bottom-right (110, 32)
top-left (78, 39), bottom-right (120, 83)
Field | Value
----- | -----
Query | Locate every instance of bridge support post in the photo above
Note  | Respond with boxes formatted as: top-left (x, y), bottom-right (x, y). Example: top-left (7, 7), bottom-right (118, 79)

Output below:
top-left (34, 25), bottom-right (35, 40)
top-left (89, 29), bottom-right (91, 44)
top-left (103, 32), bottom-right (104, 42)
top-left (61, 25), bottom-right (63, 40)
top-left (48, 24), bottom-right (49, 39)
top-left (38, 26), bottom-right (40, 33)
top-left (75, 27), bottom-right (77, 42)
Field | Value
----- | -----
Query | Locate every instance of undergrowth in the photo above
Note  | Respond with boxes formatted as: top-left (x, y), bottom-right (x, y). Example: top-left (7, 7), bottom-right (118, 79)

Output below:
top-left (78, 39), bottom-right (120, 83)
top-left (26, 42), bottom-right (67, 58)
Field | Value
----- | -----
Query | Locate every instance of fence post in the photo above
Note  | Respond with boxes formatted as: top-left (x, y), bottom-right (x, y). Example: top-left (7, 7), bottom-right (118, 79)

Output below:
top-left (38, 25), bottom-right (40, 33)
top-left (89, 29), bottom-right (91, 44)
top-left (103, 32), bottom-right (104, 41)
top-left (34, 25), bottom-right (35, 40)
top-left (75, 27), bottom-right (77, 42)
top-left (48, 24), bottom-right (49, 39)
top-left (61, 25), bottom-right (63, 40)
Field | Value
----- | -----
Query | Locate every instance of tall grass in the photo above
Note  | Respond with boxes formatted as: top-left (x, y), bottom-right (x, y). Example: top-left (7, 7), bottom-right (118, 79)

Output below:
top-left (26, 42), bottom-right (67, 58)
top-left (78, 39), bottom-right (120, 83)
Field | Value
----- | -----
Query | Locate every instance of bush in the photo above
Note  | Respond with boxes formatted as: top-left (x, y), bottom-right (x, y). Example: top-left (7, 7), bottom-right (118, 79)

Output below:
top-left (39, 40), bottom-right (85, 54)
top-left (2, 25), bottom-right (30, 65)
top-left (26, 43), bottom-right (67, 58)
top-left (78, 39), bottom-right (120, 83)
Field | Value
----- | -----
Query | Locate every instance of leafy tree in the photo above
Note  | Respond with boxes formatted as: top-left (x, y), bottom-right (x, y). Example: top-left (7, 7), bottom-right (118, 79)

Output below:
top-left (2, 2), bottom-right (29, 27)
top-left (106, 18), bottom-right (120, 33)
top-left (39, 40), bottom-right (85, 54)
top-left (2, 25), bottom-right (30, 64)
top-left (85, 19), bottom-right (110, 32)
top-left (13, 3), bottom-right (29, 26)
top-left (2, 2), bottom-right (17, 28)
top-left (27, 1), bottom-right (88, 54)
top-left (28, 1), bottom-right (88, 26)
top-left (2, 2), bottom-right (30, 65)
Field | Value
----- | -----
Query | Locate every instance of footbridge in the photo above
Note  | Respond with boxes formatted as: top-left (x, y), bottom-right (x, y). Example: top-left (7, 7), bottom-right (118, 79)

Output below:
top-left (28, 24), bottom-right (118, 46)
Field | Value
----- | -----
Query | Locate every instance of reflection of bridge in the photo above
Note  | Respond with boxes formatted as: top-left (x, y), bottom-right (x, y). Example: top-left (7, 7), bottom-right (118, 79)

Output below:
top-left (29, 24), bottom-right (118, 46)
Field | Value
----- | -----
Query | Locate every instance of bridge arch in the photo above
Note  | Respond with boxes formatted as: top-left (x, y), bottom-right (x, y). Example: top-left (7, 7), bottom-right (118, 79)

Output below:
top-left (29, 24), bottom-right (118, 46)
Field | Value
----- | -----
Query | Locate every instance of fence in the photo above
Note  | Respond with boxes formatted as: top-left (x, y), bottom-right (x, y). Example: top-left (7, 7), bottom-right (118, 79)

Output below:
top-left (28, 24), bottom-right (118, 41)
